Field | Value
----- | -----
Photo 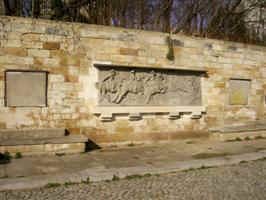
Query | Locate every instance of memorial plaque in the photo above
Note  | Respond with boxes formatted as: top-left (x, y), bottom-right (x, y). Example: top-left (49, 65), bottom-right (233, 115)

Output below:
top-left (5, 71), bottom-right (48, 107)
top-left (229, 79), bottom-right (250, 105)
top-left (96, 65), bottom-right (202, 106)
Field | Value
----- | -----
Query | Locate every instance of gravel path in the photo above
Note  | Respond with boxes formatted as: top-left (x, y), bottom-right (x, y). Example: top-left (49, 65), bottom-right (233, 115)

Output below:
top-left (1, 159), bottom-right (266, 200)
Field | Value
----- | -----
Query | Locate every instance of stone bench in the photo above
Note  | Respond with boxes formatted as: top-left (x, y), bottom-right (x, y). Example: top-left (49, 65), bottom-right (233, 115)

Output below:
top-left (0, 129), bottom-right (88, 156)
top-left (210, 120), bottom-right (266, 141)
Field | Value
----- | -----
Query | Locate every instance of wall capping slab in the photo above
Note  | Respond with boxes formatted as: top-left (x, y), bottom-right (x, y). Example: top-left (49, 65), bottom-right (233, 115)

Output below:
top-left (94, 63), bottom-right (207, 72)
top-left (93, 106), bottom-right (206, 121)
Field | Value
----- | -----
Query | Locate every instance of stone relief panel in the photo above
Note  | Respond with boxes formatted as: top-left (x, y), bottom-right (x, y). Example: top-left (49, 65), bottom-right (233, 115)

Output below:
top-left (229, 79), bottom-right (250, 105)
top-left (96, 65), bottom-right (202, 106)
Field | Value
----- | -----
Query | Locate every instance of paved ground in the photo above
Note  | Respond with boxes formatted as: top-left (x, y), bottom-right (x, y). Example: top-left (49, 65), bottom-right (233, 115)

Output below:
top-left (1, 159), bottom-right (266, 200)
top-left (1, 138), bottom-right (266, 191)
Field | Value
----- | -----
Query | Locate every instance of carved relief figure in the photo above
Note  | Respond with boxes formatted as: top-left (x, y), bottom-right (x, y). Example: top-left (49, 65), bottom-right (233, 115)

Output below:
top-left (100, 69), bottom-right (120, 103)
top-left (98, 66), bottom-right (202, 106)
top-left (112, 70), bottom-right (144, 104)
top-left (144, 70), bottom-right (167, 104)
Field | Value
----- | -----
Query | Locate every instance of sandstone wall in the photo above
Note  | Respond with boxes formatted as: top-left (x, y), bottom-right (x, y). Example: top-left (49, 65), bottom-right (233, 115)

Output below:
top-left (0, 16), bottom-right (265, 145)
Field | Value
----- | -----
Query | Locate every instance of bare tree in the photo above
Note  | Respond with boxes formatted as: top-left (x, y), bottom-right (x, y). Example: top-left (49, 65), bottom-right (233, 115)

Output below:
top-left (1, 0), bottom-right (265, 45)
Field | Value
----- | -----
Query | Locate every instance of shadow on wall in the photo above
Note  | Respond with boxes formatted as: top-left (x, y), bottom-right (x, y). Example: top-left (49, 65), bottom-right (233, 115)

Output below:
top-left (85, 140), bottom-right (101, 152)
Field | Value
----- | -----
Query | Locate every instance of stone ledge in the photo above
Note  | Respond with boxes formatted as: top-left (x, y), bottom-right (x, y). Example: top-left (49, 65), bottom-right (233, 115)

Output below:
top-left (94, 63), bottom-right (207, 72)
top-left (0, 135), bottom-right (88, 146)
top-left (93, 106), bottom-right (206, 121)
top-left (0, 128), bottom-right (66, 140)
top-left (209, 120), bottom-right (266, 134)
top-left (211, 131), bottom-right (266, 141)
top-left (93, 106), bottom-right (206, 114)
top-left (0, 143), bottom-right (86, 156)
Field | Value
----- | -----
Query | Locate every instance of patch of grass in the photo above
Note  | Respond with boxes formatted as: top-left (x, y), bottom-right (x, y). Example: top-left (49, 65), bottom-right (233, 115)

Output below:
top-left (244, 137), bottom-right (251, 141)
top-left (81, 177), bottom-right (90, 184)
top-left (183, 167), bottom-right (196, 172)
top-left (226, 137), bottom-right (243, 142)
top-left (45, 183), bottom-right (61, 188)
top-left (125, 173), bottom-right (152, 180)
top-left (199, 165), bottom-right (214, 170)
top-left (64, 182), bottom-right (78, 186)
top-left (186, 141), bottom-right (194, 144)
top-left (256, 157), bottom-right (266, 161)
top-left (255, 147), bottom-right (266, 152)
top-left (254, 136), bottom-right (264, 140)
top-left (240, 160), bottom-right (248, 164)
top-left (192, 152), bottom-right (229, 159)
top-left (183, 165), bottom-right (215, 172)
top-left (15, 152), bottom-right (22, 159)
top-left (112, 175), bottom-right (120, 181)
top-left (0, 175), bottom-right (8, 179)
top-left (166, 36), bottom-right (175, 61)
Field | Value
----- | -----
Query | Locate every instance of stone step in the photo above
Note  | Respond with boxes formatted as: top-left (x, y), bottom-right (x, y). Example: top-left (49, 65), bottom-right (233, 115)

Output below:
top-left (209, 120), bottom-right (266, 133)
top-left (0, 134), bottom-right (88, 156)
top-left (209, 120), bottom-right (266, 141)
top-left (0, 135), bottom-right (88, 146)
top-left (0, 129), bottom-right (88, 155)
top-left (211, 130), bottom-right (266, 141)
top-left (0, 128), bottom-right (66, 141)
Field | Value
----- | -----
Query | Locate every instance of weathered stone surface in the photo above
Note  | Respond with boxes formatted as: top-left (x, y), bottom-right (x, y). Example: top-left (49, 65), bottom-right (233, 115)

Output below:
top-left (5, 71), bottom-right (47, 107)
top-left (0, 128), bottom-right (66, 140)
top-left (97, 65), bottom-right (202, 106)
top-left (0, 16), bottom-right (265, 146)
top-left (229, 79), bottom-right (250, 105)
top-left (43, 42), bottom-right (60, 50)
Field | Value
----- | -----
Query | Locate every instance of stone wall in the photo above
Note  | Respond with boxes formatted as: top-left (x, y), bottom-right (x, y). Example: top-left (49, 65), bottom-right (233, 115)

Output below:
top-left (0, 16), bottom-right (265, 145)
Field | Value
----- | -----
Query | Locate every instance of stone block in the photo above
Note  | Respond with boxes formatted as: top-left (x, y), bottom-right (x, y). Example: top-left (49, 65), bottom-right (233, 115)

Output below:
top-left (0, 55), bottom-right (34, 65)
top-left (49, 74), bottom-right (65, 82)
top-left (229, 79), bottom-right (250, 105)
top-left (34, 57), bottom-right (60, 67)
top-left (22, 40), bottom-right (43, 49)
top-left (0, 128), bottom-right (66, 140)
top-left (3, 47), bottom-right (28, 57)
top-left (5, 71), bottom-right (48, 107)
top-left (120, 48), bottom-right (139, 56)
top-left (21, 33), bottom-right (40, 41)
top-left (28, 49), bottom-right (50, 58)
top-left (43, 42), bottom-right (60, 50)
top-left (5, 40), bottom-right (22, 48)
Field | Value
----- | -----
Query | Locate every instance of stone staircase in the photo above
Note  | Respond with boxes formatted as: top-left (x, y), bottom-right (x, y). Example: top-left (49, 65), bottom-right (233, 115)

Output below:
top-left (210, 120), bottom-right (266, 141)
top-left (0, 129), bottom-right (88, 156)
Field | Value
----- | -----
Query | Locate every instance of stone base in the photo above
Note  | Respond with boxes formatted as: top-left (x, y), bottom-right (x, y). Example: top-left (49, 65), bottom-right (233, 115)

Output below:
top-left (211, 131), bottom-right (266, 141)
top-left (0, 129), bottom-right (88, 156)
top-left (0, 143), bottom-right (86, 156)
top-left (210, 121), bottom-right (266, 141)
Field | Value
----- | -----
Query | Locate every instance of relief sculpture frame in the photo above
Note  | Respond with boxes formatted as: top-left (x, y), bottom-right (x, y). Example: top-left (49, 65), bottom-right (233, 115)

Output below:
top-left (96, 65), bottom-right (203, 107)
top-left (93, 64), bottom-right (206, 121)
